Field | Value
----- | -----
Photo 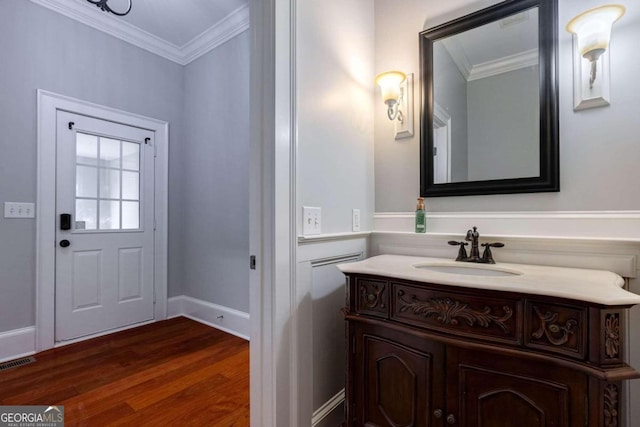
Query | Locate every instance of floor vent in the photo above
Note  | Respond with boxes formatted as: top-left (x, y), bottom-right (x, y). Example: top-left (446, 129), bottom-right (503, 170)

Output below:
top-left (0, 356), bottom-right (36, 371)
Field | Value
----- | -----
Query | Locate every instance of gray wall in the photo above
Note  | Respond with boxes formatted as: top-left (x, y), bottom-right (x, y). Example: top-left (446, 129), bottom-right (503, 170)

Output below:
top-left (296, 0), bottom-right (374, 419)
top-left (297, 0), bottom-right (375, 235)
top-left (181, 32), bottom-right (250, 312)
top-left (375, 0), bottom-right (640, 213)
top-left (467, 65), bottom-right (540, 181)
top-left (433, 43), bottom-right (468, 182)
top-left (0, 1), bottom-right (250, 333)
top-left (0, 1), bottom-right (183, 333)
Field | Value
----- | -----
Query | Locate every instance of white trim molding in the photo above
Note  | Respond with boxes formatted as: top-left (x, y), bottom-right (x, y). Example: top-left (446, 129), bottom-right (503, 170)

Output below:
top-left (0, 327), bottom-right (36, 364)
top-left (180, 5), bottom-right (250, 65)
top-left (36, 90), bottom-right (169, 352)
top-left (374, 211), bottom-right (640, 240)
top-left (298, 231), bottom-right (372, 245)
top-left (468, 48), bottom-right (538, 81)
top-left (441, 36), bottom-right (538, 82)
top-left (28, 0), bottom-right (249, 65)
top-left (312, 389), bottom-right (345, 427)
top-left (167, 296), bottom-right (250, 341)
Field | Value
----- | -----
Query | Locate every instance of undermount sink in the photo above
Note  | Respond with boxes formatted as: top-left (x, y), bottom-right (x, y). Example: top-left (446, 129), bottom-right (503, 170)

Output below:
top-left (414, 263), bottom-right (522, 277)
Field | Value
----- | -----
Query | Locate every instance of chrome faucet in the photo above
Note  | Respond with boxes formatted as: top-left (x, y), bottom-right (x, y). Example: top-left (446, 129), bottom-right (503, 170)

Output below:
top-left (448, 226), bottom-right (504, 264)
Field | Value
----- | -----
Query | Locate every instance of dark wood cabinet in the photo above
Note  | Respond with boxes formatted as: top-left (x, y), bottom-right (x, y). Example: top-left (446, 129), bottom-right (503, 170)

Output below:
top-left (448, 347), bottom-right (586, 427)
top-left (351, 322), bottom-right (444, 426)
top-left (343, 274), bottom-right (640, 427)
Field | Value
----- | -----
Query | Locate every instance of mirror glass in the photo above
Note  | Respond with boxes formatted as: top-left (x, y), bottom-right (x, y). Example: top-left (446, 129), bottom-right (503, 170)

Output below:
top-left (420, 0), bottom-right (558, 197)
top-left (433, 8), bottom-right (539, 184)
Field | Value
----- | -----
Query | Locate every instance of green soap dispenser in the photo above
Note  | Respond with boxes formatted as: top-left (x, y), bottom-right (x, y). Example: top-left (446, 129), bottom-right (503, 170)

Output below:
top-left (415, 197), bottom-right (426, 233)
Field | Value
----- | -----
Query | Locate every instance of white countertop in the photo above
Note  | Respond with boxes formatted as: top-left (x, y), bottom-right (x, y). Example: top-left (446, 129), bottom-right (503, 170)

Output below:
top-left (337, 254), bottom-right (640, 306)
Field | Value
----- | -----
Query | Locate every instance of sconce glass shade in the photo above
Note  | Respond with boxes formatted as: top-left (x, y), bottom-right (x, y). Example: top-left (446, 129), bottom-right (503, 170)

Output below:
top-left (566, 4), bottom-right (625, 61)
top-left (375, 71), bottom-right (406, 105)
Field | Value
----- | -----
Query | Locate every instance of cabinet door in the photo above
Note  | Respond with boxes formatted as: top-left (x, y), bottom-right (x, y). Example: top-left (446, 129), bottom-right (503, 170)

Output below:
top-left (447, 347), bottom-right (587, 427)
top-left (351, 322), bottom-right (445, 427)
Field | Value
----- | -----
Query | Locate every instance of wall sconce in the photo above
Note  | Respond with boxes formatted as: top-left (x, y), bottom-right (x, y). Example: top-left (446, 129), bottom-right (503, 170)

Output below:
top-left (375, 71), bottom-right (414, 139)
top-left (566, 4), bottom-right (625, 110)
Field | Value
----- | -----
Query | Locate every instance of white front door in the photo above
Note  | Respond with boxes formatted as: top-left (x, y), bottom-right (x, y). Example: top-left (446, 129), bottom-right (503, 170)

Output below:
top-left (55, 111), bottom-right (155, 342)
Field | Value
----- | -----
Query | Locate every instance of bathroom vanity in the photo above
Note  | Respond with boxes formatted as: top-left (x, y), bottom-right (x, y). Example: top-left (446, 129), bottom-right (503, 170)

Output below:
top-left (339, 255), bottom-right (640, 427)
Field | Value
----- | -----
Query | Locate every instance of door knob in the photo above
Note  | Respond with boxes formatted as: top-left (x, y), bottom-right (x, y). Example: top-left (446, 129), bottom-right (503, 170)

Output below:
top-left (60, 240), bottom-right (70, 248)
top-left (447, 414), bottom-right (456, 424)
top-left (433, 409), bottom-right (443, 419)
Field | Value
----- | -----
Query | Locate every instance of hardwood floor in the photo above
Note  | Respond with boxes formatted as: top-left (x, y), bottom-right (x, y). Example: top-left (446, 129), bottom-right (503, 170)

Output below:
top-left (0, 317), bottom-right (249, 426)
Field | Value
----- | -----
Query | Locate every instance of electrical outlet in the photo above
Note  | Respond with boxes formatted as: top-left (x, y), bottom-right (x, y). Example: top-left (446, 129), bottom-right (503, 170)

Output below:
top-left (4, 202), bottom-right (35, 219)
top-left (302, 206), bottom-right (321, 235)
top-left (352, 209), bottom-right (361, 232)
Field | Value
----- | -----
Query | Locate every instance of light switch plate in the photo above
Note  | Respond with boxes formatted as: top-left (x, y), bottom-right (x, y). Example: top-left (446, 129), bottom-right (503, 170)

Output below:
top-left (302, 206), bottom-right (321, 235)
top-left (4, 202), bottom-right (35, 218)
top-left (352, 209), bottom-right (361, 232)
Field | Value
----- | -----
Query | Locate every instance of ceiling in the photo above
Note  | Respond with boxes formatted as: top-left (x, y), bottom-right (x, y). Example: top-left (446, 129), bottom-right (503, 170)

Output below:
top-left (440, 8), bottom-right (539, 81)
top-left (104, 0), bottom-right (248, 47)
top-left (31, 0), bottom-right (249, 65)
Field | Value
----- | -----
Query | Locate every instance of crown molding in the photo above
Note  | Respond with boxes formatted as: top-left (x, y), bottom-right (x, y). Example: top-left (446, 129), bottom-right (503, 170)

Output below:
top-left (441, 38), bottom-right (472, 80)
top-left (468, 48), bottom-right (538, 81)
top-left (181, 4), bottom-right (250, 65)
top-left (28, 0), bottom-right (249, 66)
top-left (442, 36), bottom-right (538, 82)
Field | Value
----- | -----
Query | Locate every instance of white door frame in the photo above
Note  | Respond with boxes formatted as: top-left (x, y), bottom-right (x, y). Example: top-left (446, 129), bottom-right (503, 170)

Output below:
top-left (36, 90), bottom-right (169, 352)
top-left (433, 101), bottom-right (452, 183)
top-left (249, 0), bottom-right (298, 425)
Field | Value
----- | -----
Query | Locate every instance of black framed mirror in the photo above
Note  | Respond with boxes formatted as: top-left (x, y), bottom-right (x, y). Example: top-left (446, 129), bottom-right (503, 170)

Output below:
top-left (420, 0), bottom-right (558, 197)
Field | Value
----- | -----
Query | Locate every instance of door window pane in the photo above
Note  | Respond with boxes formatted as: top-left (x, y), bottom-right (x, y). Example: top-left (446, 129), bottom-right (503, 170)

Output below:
top-left (76, 166), bottom-right (98, 198)
top-left (122, 201), bottom-right (140, 229)
top-left (99, 201), bottom-right (120, 230)
top-left (74, 132), bottom-right (144, 231)
top-left (76, 199), bottom-right (97, 230)
top-left (100, 137), bottom-right (121, 168)
top-left (100, 169), bottom-right (121, 199)
top-left (122, 142), bottom-right (140, 171)
top-left (76, 133), bottom-right (98, 165)
top-left (122, 171), bottom-right (139, 200)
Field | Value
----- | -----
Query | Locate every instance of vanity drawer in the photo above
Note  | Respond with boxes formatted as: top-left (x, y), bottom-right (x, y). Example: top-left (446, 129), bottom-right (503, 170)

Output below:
top-left (391, 282), bottom-right (522, 345)
top-left (524, 300), bottom-right (587, 360)
top-left (355, 278), bottom-right (389, 318)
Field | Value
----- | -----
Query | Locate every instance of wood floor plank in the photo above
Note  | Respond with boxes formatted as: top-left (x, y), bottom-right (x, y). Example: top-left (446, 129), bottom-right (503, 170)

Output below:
top-left (0, 317), bottom-right (249, 426)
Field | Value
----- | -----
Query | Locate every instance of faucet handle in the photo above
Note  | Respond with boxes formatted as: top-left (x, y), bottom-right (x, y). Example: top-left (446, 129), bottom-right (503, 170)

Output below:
top-left (481, 242), bottom-right (504, 264)
top-left (482, 242), bottom-right (504, 248)
top-left (448, 241), bottom-right (468, 261)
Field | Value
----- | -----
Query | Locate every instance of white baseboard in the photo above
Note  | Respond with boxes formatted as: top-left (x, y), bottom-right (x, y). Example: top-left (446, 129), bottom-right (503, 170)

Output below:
top-left (168, 296), bottom-right (250, 341)
top-left (374, 211), bottom-right (640, 240)
top-left (167, 296), bottom-right (184, 318)
top-left (0, 327), bottom-right (36, 363)
top-left (312, 389), bottom-right (345, 427)
top-left (0, 298), bottom-right (247, 364)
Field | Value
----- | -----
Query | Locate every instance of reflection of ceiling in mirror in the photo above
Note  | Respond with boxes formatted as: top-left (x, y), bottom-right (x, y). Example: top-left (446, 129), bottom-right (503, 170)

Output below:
top-left (440, 7), bottom-right (539, 81)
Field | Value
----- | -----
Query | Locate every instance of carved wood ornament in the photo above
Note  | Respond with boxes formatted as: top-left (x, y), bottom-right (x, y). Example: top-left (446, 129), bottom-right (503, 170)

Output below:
top-left (604, 384), bottom-right (619, 427)
top-left (531, 306), bottom-right (577, 346)
top-left (397, 290), bottom-right (513, 334)
top-left (604, 313), bottom-right (620, 359)
top-left (360, 284), bottom-right (385, 309)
